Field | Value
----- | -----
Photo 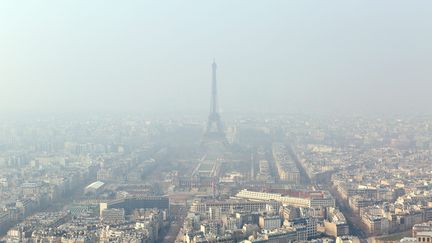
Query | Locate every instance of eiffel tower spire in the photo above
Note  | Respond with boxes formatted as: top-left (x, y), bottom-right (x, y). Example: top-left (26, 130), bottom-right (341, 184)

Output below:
top-left (203, 60), bottom-right (227, 144)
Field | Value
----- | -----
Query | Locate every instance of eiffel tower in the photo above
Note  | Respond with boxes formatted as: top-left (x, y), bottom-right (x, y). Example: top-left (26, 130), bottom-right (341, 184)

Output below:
top-left (202, 60), bottom-right (227, 146)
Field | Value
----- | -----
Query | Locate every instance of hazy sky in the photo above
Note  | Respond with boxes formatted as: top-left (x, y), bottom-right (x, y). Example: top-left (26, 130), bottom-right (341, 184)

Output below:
top-left (1, 1), bottom-right (431, 115)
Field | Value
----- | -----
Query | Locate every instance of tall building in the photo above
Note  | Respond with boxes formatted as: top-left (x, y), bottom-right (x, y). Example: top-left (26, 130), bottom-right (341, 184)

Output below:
top-left (202, 60), bottom-right (228, 149)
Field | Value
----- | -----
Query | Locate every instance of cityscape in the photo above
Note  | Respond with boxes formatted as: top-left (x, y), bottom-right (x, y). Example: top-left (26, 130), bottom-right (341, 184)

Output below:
top-left (1, 1), bottom-right (432, 243)
top-left (0, 60), bottom-right (431, 242)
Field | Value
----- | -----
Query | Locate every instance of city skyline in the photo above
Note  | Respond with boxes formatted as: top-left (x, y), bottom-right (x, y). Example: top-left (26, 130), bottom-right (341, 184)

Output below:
top-left (0, 2), bottom-right (431, 242)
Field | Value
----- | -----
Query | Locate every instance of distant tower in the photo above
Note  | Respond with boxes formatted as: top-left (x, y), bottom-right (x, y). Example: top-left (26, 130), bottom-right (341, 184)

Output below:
top-left (202, 60), bottom-right (227, 146)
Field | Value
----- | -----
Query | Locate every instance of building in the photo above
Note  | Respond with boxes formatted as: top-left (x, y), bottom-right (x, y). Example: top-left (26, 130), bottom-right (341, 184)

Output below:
top-left (235, 189), bottom-right (335, 208)
top-left (84, 181), bottom-right (105, 195)
top-left (414, 232), bottom-right (432, 242)
top-left (191, 200), bottom-right (279, 214)
top-left (101, 208), bottom-right (125, 223)
top-left (325, 207), bottom-right (349, 237)
top-left (336, 236), bottom-right (361, 243)
top-left (362, 215), bottom-right (390, 235)
top-left (413, 222), bottom-right (432, 237)
top-left (259, 215), bottom-right (281, 230)
top-left (285, 217), bottom-right (319, 239)
top-left (100, 196), bottom-right (169, 215)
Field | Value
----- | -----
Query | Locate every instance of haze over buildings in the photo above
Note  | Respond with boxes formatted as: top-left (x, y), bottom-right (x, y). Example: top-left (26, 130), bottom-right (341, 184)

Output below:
top-left (1, 2), bottom-right (432, 243)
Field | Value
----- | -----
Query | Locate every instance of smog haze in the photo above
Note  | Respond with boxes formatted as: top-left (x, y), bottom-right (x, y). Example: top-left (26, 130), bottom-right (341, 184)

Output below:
top-left (1, 1), bottom-right (431, 115)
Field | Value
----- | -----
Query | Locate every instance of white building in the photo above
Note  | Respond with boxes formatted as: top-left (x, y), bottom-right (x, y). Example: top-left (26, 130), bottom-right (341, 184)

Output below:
top-left (259, 215), bottom-right (281, 230)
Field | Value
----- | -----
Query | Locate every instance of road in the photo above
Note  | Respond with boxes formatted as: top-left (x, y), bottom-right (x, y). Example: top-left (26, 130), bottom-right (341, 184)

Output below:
top-left (160, 204), bottom-right (187, 243)
top-left (328, 186), bottom-right (368, 240)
